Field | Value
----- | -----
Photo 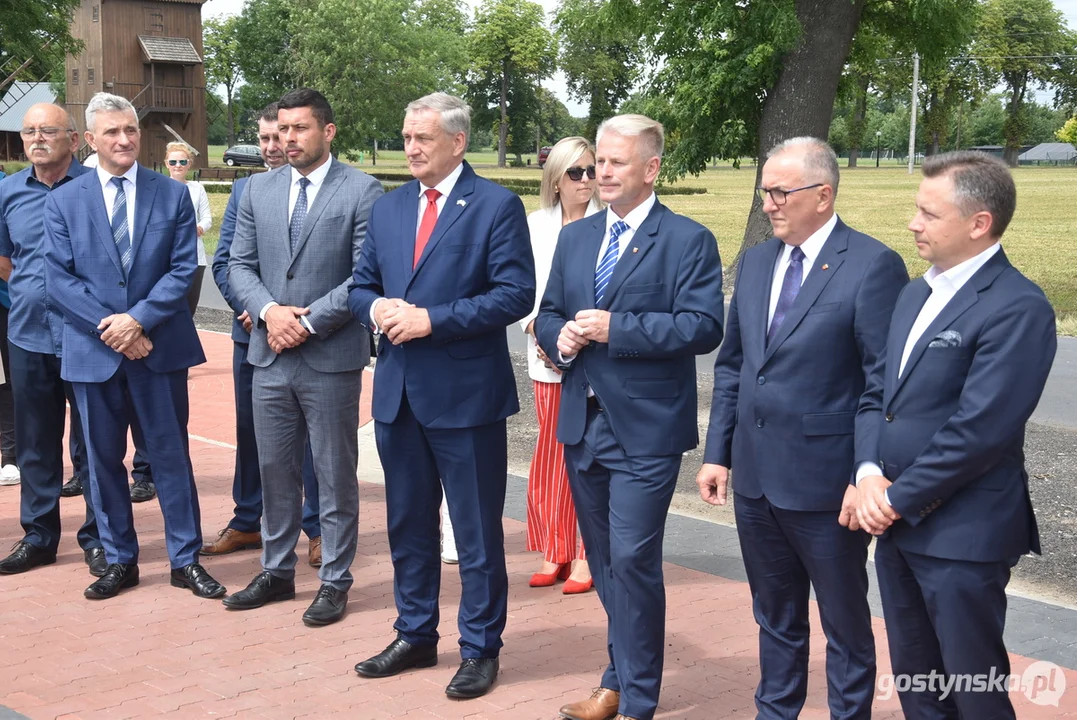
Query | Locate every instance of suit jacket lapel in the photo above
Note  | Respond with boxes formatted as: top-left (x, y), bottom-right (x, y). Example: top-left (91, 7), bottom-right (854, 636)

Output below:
top-left (130, 165), bottom-right (156, 263)
top-left (398, 181), bottom-right (419, 280)
top-left (291, 158), bottom-right (343, 261)
top-left (85, 172), bottom-right (125, 275)
top-left (600, 201), bottom-right (662, 309)
top-left (410, 162), bottom-right (476, 284)
top-left (885, 279), bottom-right (931, 406)
top-left (580, 213), bottom-right (605, 309)
top-left (762, 221), bottom-right (848, 363)
top-left (752, 239), bottom-right (783, 359)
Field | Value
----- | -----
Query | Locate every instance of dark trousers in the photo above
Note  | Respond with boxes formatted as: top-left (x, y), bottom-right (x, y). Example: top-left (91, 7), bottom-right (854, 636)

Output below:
top-left (875, 536), bottom-right (1017, 720)
top-left (563, 406), bottom-right (680, 720)
top-left (8, 342), bottom-right (99, 552)
top-left (734, 492), bottom-right (876, 720)
top-left (230, 341), bottom-right (320, 537)
top-left (73, 360), bottom-right (201, 568)
top-left (0, 306), bottom-right (15, 466)
top-left (375, 394), bottom-right (508, 658)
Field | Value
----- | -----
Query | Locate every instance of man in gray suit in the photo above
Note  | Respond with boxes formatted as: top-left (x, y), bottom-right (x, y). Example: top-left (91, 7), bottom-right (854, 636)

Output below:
top-left (224, 88), bottom-right (383, 626)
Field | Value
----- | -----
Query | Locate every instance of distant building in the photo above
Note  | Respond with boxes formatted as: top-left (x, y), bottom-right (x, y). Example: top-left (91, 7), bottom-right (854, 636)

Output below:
top-left (1018, 142), bottom-right (1077, 166)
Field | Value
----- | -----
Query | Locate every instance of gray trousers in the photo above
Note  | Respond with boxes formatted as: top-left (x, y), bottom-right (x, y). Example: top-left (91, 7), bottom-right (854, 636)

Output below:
top-left (252, 351), bottom-right (360, 591)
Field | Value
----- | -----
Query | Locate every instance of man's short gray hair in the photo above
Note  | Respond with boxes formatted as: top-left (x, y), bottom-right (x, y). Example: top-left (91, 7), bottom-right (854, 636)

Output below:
top-left (406, 92), bottom-right (471, 145)
top-left (85, 92), bottom-right (137, 132)
top-left (596, 114), bottom-right (664, 161)
top-left (767, 137), bottom-right (841, 196)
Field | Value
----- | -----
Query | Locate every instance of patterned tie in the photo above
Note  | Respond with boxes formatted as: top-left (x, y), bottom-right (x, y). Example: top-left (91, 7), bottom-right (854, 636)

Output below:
top-left (110, 177), bottom-right (132, 274)
top-left (594, 220), bottom-right (629, 305)
top-left (767, 245), bottom-right (806, 345)
top-left (289, 177), bottom-right (310, 253)
top-left (414, 188), bottom-right (441, 268)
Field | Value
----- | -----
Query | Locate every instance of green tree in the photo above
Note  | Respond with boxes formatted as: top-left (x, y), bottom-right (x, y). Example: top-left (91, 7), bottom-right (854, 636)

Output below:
top-left (967, 94), bottom-right (1007, 146)
top-left (0, 0), bottom-right (82, 85)
top-left (976, 0), bottom-right (1069, 165)
top-left (291, 0), bottom-right (469, 158)
top-left (203, 15), bottom-right (243, 149)
top-left (234, 0), bottom-right (301, 114)
top-left (554, 0), bottom-right (642, 139)
top-left (1057, 116), bottom-right (1077, 145)
top-left (468, 0), bottom-right (557, 167)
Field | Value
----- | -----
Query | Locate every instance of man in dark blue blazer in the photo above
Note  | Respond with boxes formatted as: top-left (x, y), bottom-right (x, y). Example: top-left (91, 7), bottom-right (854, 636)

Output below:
top-left (698, 138), bottom-right (909, 720)
top-left (204, 102), bottom-right (322, 564)
top-left (854, 151), bottom-right (1056, 719)
top-left (536, 115), bottom-right (724, 720)
top-left (350, 92), bottom-right (534, 699)
top-left (42, 92), bottom-right (224, 601)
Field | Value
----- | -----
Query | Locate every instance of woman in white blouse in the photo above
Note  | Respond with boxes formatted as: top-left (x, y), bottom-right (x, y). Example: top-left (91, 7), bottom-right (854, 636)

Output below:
top-left (520, 137), bottom-right (602, 594)
top-left (165, 142), bottom-right (211, 316)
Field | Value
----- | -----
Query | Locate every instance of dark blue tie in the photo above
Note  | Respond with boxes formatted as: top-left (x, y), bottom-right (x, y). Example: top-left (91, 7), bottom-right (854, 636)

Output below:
top-left (289, 177), bottom-right (310, 253)
top-left (110, 177), bottom-right (132, 274)
top-left (595, 220), bottom-right (629, 305)
top-left (767, 245), bottom-right (805, 345)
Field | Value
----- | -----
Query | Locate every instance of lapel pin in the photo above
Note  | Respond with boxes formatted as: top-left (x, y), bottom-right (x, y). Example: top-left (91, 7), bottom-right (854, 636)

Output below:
top-left (457, 199), bottom-right (467, 207)
top-left (822, 263), bottom-right (829, 270)
top-left (632, 247), bottom-right (639, 254)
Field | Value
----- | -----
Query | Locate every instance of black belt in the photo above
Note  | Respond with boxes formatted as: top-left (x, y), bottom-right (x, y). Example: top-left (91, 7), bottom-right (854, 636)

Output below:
top-left (586, 396), bottom-right (603, 412)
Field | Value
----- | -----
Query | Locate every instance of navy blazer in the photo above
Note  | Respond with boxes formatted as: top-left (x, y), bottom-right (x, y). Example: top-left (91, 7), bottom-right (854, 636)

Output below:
top-left (705, 219), bottom-right (909, 511)
top-left (43, 165), bottom-right (206, 383)
top-left (212, 174), bottom-right (250, 343)
top-left (857, 249), bottom-right (1055, 561)
top-left (348, 161), bottom-right (535, 429)
top-left (535, 200), bottom-right (724, 457)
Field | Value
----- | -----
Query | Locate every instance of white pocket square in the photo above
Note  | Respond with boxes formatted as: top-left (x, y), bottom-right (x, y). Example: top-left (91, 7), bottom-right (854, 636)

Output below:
top-left (928, 330), bottom-right (962, 348)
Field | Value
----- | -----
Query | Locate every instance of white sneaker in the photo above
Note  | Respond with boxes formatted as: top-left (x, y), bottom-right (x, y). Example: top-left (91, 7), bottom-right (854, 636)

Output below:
top-left (0, 464), bottom-right (20, 486)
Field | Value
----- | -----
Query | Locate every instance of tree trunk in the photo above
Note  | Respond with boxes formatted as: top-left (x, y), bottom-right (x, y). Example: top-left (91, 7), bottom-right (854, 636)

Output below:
top-left (226, 86), bottom-right (235, 149)
top-left (848, 148), bottom-right (859, 167)
top-left (498, 65), bottom-right (508, 168)
top-left (735, 0), bottom-right (865, 286)
top-left (847, 74), bottom-right (869, 168)
top-left (1003, 76), bottom-right (1026, 168)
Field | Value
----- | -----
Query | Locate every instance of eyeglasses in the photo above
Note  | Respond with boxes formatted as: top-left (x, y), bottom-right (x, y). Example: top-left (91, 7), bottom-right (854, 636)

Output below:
top-left (565, 165), bottom-right (596, 181)
top-left (20, 127), bottom-right (67, 139)
top-left (755, 183), bottom-right (824, 205)
top-left (168, 159), bottom-right (189, 166)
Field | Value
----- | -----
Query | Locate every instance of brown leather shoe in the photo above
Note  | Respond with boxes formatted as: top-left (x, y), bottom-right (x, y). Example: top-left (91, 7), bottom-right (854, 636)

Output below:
top-left (200, 528), bottom-right (262, 555)
top-left (559, 687), bottom-right (619, 720)
top-left (308, 536), bottom-right (322, 568)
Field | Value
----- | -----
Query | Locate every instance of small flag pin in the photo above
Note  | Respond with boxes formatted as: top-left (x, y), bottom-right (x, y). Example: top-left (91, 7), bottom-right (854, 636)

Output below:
top-left (822, 263), bottom-right (829, 270)
top-left (457, 199), bottom-right (467, 207)
top-left (632, 247), bottom-right (639, 254)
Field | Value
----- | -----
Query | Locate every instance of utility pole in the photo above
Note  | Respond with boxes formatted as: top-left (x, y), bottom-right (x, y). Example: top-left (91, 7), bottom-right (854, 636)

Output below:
top-left (908, 52), bottom-right (919, 174)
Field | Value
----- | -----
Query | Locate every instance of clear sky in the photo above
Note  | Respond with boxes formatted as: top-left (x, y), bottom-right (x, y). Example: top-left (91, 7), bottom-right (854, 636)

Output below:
top-left (200, 0), bottom-right (1077, 119)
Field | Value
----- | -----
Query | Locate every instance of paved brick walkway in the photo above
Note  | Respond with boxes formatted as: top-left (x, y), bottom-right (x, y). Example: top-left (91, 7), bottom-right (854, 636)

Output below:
top-left (1, 330), bottom-right (1075, 718)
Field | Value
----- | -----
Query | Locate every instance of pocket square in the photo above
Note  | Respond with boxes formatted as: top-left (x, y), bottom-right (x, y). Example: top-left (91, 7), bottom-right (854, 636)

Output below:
top-left (928, 329), bottom-right (962, 348)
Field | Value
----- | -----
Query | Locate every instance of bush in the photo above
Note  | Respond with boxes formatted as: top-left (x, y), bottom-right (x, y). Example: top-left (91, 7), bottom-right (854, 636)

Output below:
top-left (655, 185), bottom-right (707, 195)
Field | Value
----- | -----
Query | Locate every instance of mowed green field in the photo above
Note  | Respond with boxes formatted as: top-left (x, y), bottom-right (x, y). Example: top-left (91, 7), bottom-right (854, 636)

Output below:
top-left (201, 150), bottom-right (1077, 326)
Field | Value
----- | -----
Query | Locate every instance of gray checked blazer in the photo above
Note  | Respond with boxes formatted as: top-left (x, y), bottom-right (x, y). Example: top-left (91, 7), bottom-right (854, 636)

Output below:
top-left (228, 157), bottom-right (383, 372)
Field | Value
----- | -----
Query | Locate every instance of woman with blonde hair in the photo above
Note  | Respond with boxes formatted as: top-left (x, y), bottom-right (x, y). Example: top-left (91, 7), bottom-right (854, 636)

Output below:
top-left (520, 136), bottom-right (601, 593)
top-left (164, 141), bottom-right (211, 316)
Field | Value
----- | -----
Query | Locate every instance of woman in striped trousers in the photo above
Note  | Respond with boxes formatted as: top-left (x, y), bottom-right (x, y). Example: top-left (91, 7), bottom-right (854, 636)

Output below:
top-left (520, 137), bottom-right (602, 594)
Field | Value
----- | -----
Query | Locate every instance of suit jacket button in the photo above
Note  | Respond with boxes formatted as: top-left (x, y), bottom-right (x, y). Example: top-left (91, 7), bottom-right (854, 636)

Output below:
top-left (757, 375), bottom-right (765, 385)
top-left (287, 273), bottom-right (294, 280)
top-left (119, 281), bottom-right (125, 287)
top-left (885, 413), bottom-right (894, 422)
top-left (755, 418), bottom-right (764, 428)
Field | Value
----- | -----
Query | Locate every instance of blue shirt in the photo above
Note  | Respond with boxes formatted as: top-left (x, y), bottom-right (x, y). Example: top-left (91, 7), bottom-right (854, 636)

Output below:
top-left (0, 157), bottom-right (88, 354)
top-left (0, 171), bottom-right (8, 308)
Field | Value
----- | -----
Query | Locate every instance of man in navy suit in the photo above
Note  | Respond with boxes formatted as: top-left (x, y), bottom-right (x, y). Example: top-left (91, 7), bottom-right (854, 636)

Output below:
top-left (42, 92), bottom-right (224, 601)
top-left (698, 138), bottom-right (908, 719)
top-left (536, 115), bottom-right (724, 720)
top-left (854, 151), bottom-right (1056, 719)
top-left (204, 102), bottom-right (323, 565)
top-left (350, 92), bottom-right (534, 699)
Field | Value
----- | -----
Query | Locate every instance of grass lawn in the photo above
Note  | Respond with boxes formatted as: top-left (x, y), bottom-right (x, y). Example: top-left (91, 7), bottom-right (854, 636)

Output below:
top-left (200, 159), bottom-right (1077, 328)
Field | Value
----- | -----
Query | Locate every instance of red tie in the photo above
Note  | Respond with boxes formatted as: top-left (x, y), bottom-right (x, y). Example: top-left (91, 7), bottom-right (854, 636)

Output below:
top-left (414, 188), bottom-right (441, 268)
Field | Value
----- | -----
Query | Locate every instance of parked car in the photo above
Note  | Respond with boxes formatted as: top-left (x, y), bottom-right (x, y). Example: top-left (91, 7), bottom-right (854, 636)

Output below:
top-left (538, 145), bottom-right (552, 168)
top-left (222, 144), bottom-right (264, 167)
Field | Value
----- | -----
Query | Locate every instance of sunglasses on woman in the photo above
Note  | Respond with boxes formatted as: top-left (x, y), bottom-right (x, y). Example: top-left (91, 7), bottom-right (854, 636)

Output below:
top-left (168, 159), bottom-right (189, 166)
top-left (565, 165), bottom-right (596, 181)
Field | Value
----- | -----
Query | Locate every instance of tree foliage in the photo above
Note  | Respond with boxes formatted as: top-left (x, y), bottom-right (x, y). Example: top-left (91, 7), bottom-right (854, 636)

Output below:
top-left (0, 0), bottom-right (82, 86)
top-left (234, 0), bottom-right (301, 114)
top-left (203, 15), bottom-right (243, 148)
top-left (467, 0), bottom-right (557, 167)
top-left (1057, 116), bottom-right (1077, 145)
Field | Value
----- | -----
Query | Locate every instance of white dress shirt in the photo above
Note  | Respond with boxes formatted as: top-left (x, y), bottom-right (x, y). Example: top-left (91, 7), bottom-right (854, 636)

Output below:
top-left (767, 213), bottom-right (837, 325)
top-left (369, 161), bottom-right (465, 332)
top-left (855, 241), bottom-right (1003, 490)
top-left (97, 164), bottom-right (139, 240)
top-left (260, 157), bottom-right (335, 331)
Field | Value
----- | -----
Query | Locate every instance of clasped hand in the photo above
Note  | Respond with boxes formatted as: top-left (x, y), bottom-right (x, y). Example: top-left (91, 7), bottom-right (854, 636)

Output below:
top-left (377, 298), bottom-right (431, 345)
top-left (850, 475), bottom-right (901, 535)
top-left (99, 313), bottom-right (153, 360)
top-left (266, 304), bottom-right (311, 354)
top-left (556, 309), bottom-right (612, 358)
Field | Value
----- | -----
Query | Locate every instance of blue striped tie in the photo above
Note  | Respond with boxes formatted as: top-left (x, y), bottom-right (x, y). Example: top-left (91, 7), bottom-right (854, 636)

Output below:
top-left (289, 177), bottom-right (310, 253)
top-left (595, 220), bottom-right (629, 305)
top-left (767, 245), bottom-right (805, 345)
top-left (110, 177), bottom-right (132, 274)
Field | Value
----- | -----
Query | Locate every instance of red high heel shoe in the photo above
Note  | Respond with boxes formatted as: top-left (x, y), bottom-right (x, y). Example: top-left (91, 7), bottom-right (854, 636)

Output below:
top-left (562, 577), bottom-right (594, 594)
top-left (529, 563), bottom-right (571, 587)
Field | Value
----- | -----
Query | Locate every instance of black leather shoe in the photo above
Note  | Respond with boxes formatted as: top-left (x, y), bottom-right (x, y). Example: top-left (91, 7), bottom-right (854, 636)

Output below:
top-left (222, 571), bottom-right (295, 609)
top-left (171, 563), bottom-right (227, 599)
top-left (445, 658), bottom-right (499, 699)
top-left (354, 637), bottom-right (438, 678)
top-left (302, 585), bottom-right (348, 627)
top-left (60, 477), bottom-right (84, 497)
top-left (84, 564), bottom-right (139, 599)
top-left (0, 541), bottom-right (57, 574)
top-left (84, 547), bottom-right (108, 577)
top-left (130, 480), bottom-right (156, 503)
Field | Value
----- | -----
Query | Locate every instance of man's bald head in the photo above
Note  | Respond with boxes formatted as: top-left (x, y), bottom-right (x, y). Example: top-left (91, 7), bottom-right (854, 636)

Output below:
top-left (21, 103), bottom-right (79, 172)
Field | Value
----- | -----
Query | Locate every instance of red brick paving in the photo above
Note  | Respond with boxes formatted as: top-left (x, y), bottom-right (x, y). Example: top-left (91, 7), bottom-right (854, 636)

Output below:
top-left (0, 329), bottom-right (1074, 718)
